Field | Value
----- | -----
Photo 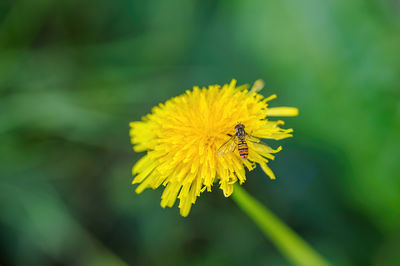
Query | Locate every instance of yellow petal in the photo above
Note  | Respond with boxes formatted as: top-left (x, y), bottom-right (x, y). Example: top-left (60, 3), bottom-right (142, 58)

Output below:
top-left (259, 161), bottom-right (276, 180)
top-left (267, 107), bottom-right (299, 117)
top-left (129, 79), bottom-right (297, 217)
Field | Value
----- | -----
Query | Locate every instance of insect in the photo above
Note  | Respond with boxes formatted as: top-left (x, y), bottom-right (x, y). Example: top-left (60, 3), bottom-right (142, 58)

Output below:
top-left (217, 123), bottom-right (264, 160)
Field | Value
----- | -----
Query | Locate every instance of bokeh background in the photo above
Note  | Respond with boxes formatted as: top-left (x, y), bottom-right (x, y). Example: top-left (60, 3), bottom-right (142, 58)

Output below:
top-left (1, 0), bottom-right (400, 265)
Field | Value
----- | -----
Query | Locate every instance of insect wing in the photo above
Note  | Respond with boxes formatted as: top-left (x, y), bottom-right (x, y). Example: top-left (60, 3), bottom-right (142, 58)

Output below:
top-left (217, 135), bottom-right (236, 156)
top-left (246, 133), bottom-right (279, 153)
top-left (245, 133), bottom-right (263, 144)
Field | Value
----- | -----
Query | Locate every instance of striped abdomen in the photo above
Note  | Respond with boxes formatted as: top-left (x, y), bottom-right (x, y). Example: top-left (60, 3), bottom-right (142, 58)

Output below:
top-left (238, 140), bottom-right (248, 159)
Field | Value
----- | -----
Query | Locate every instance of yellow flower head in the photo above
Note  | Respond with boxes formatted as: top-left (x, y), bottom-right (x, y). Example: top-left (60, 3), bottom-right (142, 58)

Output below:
top-left (130, 79), bottom-right (298, 216)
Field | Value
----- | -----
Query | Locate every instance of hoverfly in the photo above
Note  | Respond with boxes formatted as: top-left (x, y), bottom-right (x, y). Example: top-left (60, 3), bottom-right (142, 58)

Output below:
top-left (217, 123), bottom-right (265, 160)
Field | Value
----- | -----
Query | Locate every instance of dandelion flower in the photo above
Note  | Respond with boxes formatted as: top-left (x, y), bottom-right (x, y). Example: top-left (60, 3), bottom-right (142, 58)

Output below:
top-left (129, 79), bottom-right (298, 216)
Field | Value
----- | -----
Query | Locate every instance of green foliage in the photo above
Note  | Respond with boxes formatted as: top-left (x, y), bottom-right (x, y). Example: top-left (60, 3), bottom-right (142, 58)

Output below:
top-left (232, 184), bottom-right (331, 266)
top-left (1, 0), bottom-right (399, 265)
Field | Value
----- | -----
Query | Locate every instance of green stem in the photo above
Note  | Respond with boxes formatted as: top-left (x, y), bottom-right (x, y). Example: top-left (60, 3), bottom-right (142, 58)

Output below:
top-left (231, 184), bottom-right (331, 266)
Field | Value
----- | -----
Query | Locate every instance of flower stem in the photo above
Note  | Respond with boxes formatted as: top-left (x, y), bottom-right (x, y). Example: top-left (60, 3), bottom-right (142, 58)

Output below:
top-left (231, 184), bottom-right (331, 266)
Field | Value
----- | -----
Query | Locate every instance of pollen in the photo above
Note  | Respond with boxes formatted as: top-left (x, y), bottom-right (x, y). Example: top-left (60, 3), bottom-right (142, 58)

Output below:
top-left (129, 79), bottom-right (298, 217)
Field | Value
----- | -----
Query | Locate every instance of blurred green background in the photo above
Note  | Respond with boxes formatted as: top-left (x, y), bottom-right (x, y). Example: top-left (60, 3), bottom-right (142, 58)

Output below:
top-left (1, 0), bottom-right (400, 265)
